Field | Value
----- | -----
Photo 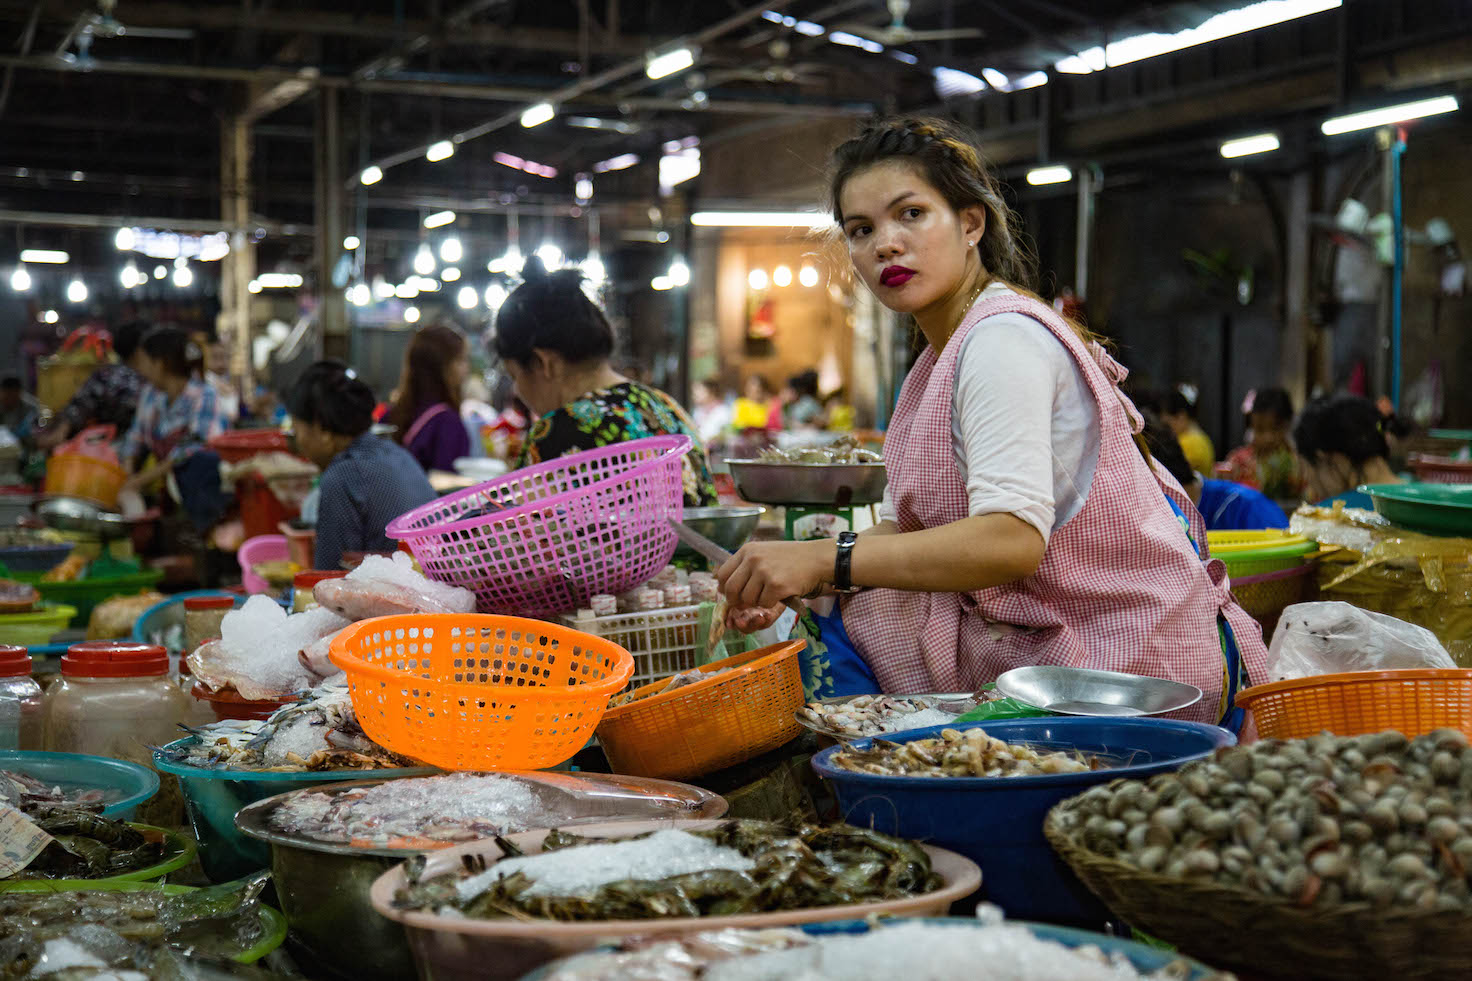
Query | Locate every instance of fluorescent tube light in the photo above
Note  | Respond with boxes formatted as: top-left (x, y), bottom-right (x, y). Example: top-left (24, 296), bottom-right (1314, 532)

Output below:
top-left (1321, 95), bottom-right (1459, 135)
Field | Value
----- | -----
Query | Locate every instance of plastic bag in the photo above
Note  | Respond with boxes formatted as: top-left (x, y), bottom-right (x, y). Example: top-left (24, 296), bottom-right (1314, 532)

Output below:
top-left (1266, 601), bottom-right (1455, 682)
top-left (312, 552), bottom-right (477, 620)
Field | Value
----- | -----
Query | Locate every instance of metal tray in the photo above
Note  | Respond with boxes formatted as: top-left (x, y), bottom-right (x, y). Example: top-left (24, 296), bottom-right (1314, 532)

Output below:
top-left (794, 691), bottom-right (981, 741)
top-left (995, 665), bottom-right (1203, 717)
top-left (726, 460), bottom-right (887, 506)
top-left (233, 772), bottom-right (727, 981)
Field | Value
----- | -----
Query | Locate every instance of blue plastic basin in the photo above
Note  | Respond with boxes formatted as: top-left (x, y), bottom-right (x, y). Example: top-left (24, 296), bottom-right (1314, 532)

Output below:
top-left (0, 750), bottom-right (160, 820)
top-left (810, 717), bottom-right (1236, 926)
top-left (155, 737), bottom-right (437, 882)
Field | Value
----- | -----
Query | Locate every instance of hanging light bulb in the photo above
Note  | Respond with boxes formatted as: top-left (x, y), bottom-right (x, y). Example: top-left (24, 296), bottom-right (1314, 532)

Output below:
top-left (372, 277), bottom-right (394, 299)
top-left (484, 283), bottom-right (508, 309)
top-left (456, 285), bottom-right (478, 309)
top-left (413, 244), bottom-right (435, 276)
top-left (247, 280), bottom-right (262, 293)
top-left (404, 305), bottom-right (421, 323)
top-left (153, 265), bottom-right (167, 279)
top-left (439, 238), bottom-right (463, 263)
top-left (172, 265), bottom-right (193, 288)
top-left (114, 227), bottom-right (135, 251)
top-left (9, 266), bottom-right (30, 292)
top-left (772, 265), bottom-right (792, 288)
top-left (668, 259), bottom-right (690, 287)
top-left (43, 309), bottom-right (59, 324)
top-left (748, 268), bottom-right (768, 291)
top-left (66, 279), bottom-right (88, 303)
top-left (441, 267), bottom-right (462, 282)
top-left (799, 264), bottom-right (819, 287)
top-left (535, 242), bottom-right (563, 269)
top-left (119, 263), bottom-right (141, 289)
top-left (581, 252), bottom-right (606, 284)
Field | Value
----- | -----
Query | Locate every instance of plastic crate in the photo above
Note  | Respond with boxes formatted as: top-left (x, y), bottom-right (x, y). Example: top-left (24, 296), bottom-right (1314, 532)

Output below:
top-left (559, 604), bottom-right (700, 688)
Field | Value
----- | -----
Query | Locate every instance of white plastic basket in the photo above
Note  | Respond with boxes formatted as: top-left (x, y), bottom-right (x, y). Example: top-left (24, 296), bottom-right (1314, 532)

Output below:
top-left (560, 604), bottom-right (701, 688)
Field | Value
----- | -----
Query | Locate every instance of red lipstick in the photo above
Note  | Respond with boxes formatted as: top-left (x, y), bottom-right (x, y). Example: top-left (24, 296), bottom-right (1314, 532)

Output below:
top-left (880, 265), bottom-right (915, 287)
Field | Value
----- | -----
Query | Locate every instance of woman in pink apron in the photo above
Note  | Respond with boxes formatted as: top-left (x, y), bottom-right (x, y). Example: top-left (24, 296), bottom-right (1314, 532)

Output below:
top-left (717, 117), bottom-right (1268, 729)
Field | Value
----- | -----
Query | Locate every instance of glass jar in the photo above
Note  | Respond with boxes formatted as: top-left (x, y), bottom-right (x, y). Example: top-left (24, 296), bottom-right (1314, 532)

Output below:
top-left (183, 595), bottom-right (236, 654)
top-left (0, 645), bottom-right (44, 751)
top-left (44, 641), bottom-right (191, 824)
top-left (292, 570), bottom-right (346, 613)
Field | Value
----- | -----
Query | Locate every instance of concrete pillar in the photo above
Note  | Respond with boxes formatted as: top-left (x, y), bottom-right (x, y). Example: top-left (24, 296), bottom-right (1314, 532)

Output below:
top-left (219, 115), bottom-right (255, 396)
top-left (315, 88), bottom-right (347, 359)
top-left (1075, 165), bottom-right (1098, 300)
top-left (1280, 170), bottom-right (1312, 405)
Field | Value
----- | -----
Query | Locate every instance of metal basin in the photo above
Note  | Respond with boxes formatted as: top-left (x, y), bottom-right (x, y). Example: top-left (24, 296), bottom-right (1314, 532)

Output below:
top-left (995, 665), bottom-right (1203, 717)
top-left (234, 771), bottom-right (727, 981)
top-left (673, 505), bottom-right (765, 560)
top-left (726, 461), bottom-right (887, 507)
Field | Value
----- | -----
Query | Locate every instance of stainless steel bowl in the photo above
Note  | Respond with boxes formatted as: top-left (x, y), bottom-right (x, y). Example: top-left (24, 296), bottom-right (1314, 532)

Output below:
top-left (674, 505), bottom-right (765, 559)
top-left (234, 771), bottom-right (728, 981)
top-left (32, 494), bottom-right (133, 538)
top-left (725, 460), bottom-right (888, 507)
top-left (995, 665), bottom-right (1203, 717)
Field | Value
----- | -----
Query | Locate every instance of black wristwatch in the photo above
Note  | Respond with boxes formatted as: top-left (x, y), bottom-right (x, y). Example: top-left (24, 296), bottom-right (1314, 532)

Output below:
top-left (832, 531), bottom-right (861, 593)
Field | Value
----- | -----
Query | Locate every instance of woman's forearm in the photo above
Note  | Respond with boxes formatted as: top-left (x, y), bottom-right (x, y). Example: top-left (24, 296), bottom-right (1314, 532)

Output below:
top-left (849, 512), bottom-right (1045, 593)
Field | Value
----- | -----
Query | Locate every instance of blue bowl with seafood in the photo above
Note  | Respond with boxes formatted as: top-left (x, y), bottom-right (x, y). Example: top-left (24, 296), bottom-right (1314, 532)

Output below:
top-left (131, 589), bottom-right (244, 656)
top-left (810, 717), bottom-right (1236, 927)
top-left (518, 915), bottom-right (1227, 980)
top-left (1, 750), bottom-right (160, 820)
top-left (155, 736), bottom-right (436, 883)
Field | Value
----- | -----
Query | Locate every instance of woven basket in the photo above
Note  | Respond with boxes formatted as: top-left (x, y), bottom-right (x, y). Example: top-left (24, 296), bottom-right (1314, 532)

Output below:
top-left (1044, 802), bottom-right (1472, 981)
top-left (595, 640), bottom-right (806, 780)
top-left (1231, 564), bottom-right (1315, 641)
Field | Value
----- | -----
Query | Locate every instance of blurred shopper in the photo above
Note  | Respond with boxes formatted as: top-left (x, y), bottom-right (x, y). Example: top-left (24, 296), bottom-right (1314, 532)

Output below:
top-left (1223, 387), bottom-right (1303, 501)
top-left (495, 258), bottom-right (717, 506)
top-left (691, 378), bottom-right (733, 447)
top-left (389, 323), bottom-right (471, 472)
top-left (1142, 412), bottom-right (1287, 531)
top-left (289, 361), bottom-right (436, 570)
top-left (732, 375), bottom-right (780, 431)
top-left (823, 387), bottom-right (856, 432)
top-left (1161, 384), bottom-right (1215, 477)
top-left (1294, 395), bottom-right (1403, 509)
top-left (192, 329), bottom-right (240, 423)
top-left (783, 370), bottom-right (825, 429)
top-left (35, 319), bottom-right (147, 449)
top-left (118, 327), bottom-right (231, 532)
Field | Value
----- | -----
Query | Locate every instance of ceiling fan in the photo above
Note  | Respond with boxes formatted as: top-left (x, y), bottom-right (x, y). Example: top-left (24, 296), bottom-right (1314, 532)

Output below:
top-left (836, 0), bottom-right (983, 46)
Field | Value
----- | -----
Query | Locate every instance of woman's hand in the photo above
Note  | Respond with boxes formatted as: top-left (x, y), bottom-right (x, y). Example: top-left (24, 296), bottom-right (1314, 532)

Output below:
top-left (717, 538), bottom-right (835, 611)
top-left (724, 601), bottom-right (785, 634)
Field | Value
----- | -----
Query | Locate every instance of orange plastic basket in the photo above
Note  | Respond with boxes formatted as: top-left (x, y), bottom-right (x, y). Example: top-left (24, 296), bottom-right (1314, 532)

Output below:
top-left (1236, 669), bottom-right (1472, 742)
top-left (328, 614), bottom-right (634, 771)
top-left (43, 453), bottom-right (127, 509)
top-left (595, 640), bottom-right (806, 781)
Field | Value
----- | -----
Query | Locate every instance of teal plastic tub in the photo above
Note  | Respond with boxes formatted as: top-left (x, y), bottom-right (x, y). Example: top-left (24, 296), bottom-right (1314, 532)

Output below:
top-left (0, 750), bottom-right (160, 819)
top-left (1362, 482), bottom-right (1472, 537)
top-left (154, 737), bottom-right (436, 882)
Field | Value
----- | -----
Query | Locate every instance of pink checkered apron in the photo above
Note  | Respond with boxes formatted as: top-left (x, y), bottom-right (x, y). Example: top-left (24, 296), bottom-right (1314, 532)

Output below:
top-left (841, 293), bottom-right (1268, 725)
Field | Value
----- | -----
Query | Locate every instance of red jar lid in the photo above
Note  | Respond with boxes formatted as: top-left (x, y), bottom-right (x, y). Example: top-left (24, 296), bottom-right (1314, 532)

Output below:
top-left (183, 595), bottom-right (236, 611)
top-left (62, 642), bottom-right (169, 678)
top-left (0, 645), bottom-right (32, 678)
top-left (293, 570), bottom-right (347, 590)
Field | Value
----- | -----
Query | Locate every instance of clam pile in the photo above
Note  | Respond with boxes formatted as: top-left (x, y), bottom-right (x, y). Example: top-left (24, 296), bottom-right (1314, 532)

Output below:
top-left (832, 727), bottom-right (1097, 778)
top-left (1053, 729), bottom-right (1472, 910)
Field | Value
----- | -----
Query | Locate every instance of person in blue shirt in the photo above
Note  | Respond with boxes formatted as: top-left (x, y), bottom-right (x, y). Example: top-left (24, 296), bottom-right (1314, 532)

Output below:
top-left (1293, 396), bottom-right (1402, 509)
top-left (1142, 412), bottom-right (1287, 530)
top-left (288, 361), bottom-right (437, 571)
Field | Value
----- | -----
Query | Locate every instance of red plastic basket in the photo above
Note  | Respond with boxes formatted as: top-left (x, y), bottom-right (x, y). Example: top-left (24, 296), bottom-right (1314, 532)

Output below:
top-left (1409, 453), bottom-right (1472, 484)
top-left (328, 613), bottom-right (634, 770)
top-left (210, 429), bottom-right (290, 463)
top-left (386, 435), bottom-right (689, 617)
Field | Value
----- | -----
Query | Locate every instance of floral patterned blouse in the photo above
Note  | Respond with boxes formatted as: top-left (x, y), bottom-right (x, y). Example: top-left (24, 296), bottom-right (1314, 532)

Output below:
top-left (516, 381), bottom-right (718, 506)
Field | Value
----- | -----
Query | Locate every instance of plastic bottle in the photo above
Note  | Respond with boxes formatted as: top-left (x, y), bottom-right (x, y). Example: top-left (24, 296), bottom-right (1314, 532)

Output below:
top-left (0, 645), bottom-right (44, 751)
top-left (43, 641), bottom-right (191, 824)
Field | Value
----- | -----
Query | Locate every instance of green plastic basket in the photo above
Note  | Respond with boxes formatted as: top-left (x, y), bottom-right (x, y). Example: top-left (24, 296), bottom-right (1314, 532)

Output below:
top-left (32, 570), bottom-right (164, 624)
top-left (0, 603), bottom-right (77, 646)
top-left (0, 823), bottom-right (195, 889)
top-left (0, 880), bottom-right (287, 963)
top-left (1206, 531), bottom-right (1317, 578)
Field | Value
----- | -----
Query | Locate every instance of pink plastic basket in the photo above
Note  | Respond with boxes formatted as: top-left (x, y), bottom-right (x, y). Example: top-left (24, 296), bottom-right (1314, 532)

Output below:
top-left (386, 435), bottom-right (690, 617)
top-left (236, 534), bottom-right (289, 595)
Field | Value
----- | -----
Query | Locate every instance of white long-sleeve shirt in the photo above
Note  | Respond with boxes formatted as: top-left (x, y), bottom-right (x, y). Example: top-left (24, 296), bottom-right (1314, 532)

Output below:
top-left (880, 284), bottom-right (1100, 544)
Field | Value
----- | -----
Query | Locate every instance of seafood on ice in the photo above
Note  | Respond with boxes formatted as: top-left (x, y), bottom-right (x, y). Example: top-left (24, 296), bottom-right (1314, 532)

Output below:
top-left (5, 802), bottom-right (165, 880)
top-left (393, 819), bottom-right (942, 921)
top-left (311, 552), bottom-right (477, 621)
top-left (799, 694), bottom-right (974, 739)
top-left (158, 684), bottom-right (416, 771)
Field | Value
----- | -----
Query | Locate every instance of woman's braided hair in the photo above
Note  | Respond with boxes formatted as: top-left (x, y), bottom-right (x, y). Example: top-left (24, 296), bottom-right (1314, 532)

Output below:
top-left (829, 116), bottom-right (1037, 291)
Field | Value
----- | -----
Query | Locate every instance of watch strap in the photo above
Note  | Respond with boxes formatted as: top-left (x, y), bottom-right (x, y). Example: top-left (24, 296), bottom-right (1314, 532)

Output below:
top-left (833, 531), bottom-right (859, 591)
